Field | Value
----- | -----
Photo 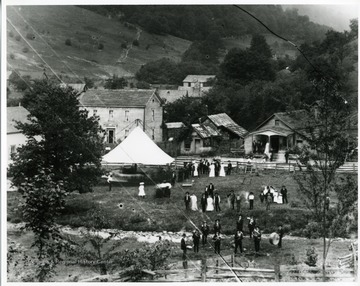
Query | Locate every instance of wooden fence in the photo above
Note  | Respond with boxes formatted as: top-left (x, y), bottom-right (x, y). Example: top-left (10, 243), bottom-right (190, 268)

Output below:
top-left (174, 156), bottom-right (358, 174)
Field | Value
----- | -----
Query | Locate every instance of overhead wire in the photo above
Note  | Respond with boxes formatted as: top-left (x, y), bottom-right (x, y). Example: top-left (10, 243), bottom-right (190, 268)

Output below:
top-left (7, 17), bottom-right (65, 84)
top-left (11, 6), bottom-right (84, 84)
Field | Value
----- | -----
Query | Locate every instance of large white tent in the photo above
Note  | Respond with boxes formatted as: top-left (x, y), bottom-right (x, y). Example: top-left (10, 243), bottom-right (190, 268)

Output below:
top-left (102, 126), bottom-right (174, 165)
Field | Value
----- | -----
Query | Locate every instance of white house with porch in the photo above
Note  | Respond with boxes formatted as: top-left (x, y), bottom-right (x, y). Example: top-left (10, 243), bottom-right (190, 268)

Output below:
top-left (244, 110), bottom-right (312, 161)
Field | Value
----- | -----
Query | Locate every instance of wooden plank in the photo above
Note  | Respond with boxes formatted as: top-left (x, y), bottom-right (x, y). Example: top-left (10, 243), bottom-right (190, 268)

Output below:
top-left (142, 269), bottom-right (156, 276)
top-left (284, 273), bottom-right (354, 278)
top-left (281, 266), bottom-right (354, 272)
top-left (207, 266), bottom-right (275, 273)
top-left (155, 268), bottom-right (199, 274)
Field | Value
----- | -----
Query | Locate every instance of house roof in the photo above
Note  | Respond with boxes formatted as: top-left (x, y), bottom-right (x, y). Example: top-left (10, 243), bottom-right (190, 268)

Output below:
top-left (165, 122), bottom-right (186, 129)
top-left (183, 75), bottom-right (215, 83)
top-left (273, 110), bottom-right (312, 130)
top-left (78, 89), bottom-right (158, 107)
top-left (192, 123), bottom-right (221, 139)
top-left (7, 106), bottom-right (30, 134)
top-left (158, 90), bottom-right (188, 103)
top-left (206, 113), bottom-right (248, 138)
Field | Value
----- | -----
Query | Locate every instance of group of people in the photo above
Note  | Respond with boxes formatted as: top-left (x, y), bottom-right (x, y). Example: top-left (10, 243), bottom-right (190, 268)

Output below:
top-left (184, 184), bottom-right (243, 213)
top-left (181, 216), bottom-right (285, 259)
top-left (180, 159), bottom-right (233, 180)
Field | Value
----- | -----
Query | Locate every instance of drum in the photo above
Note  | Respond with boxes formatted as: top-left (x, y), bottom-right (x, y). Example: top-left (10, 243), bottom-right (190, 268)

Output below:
top-left (269, 232), bottom-right (280, 245)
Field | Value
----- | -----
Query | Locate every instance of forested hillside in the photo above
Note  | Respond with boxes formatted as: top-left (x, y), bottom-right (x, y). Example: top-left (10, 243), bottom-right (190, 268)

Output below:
top-left (81, 5), bottom-right (330, 43)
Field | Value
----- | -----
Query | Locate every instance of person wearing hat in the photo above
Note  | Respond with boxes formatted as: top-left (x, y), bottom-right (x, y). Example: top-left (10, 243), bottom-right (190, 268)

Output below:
top-left (214, 192), bottom-right (221, 212)
top-left (200, 193), bottom-right (207, 213)
top-left (247, 216), bottom-right (256, 238)
top-left (213, 219), bottom-right (222, 234)
top-left (213, 231), bottom-right (221, 254)
top-left (201, 221), bottom-right (210, 245)
top-left (277, 225), bottom-right (285, 248)
top-left (236, 215), bottom-right (244, 232)
top-left (252, 226), bottom-right (262, 254)
top-left (234, 229), bottom-right (244, 255)
top-left (138, 182), bottom-right (145, 198)
top-left (181, 233), bottom-right (187, 260)
top-left (192, 230), bottom-right (201, 253)
top-left (184, 192), bottom-right (191, 210)
top-left (248, 192), bottom-right (255, 210)
top-left (280, 185), bottom-right (288, 204)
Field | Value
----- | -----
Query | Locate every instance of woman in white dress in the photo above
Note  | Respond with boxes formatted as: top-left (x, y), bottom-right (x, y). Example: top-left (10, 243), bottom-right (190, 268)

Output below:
top-left (209, 163), bottom-right (215, 177)
top-left (190, 194), bottom-right (198, 211)
top-left (206, 196), bottom-right (214, 211)
top-left (138, 182), bottom-right (145, 198)
top-left (219, 163), bottom-right (226, 177)
top-left (193, 162), bottom-right (199, 177)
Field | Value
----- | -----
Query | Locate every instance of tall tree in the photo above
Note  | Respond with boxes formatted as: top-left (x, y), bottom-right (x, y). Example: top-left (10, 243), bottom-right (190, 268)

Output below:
top-left (9, 80), bottom-right (105, 193)
top-left (249, 34), bottom-right (272, 59)
top-left (294, 77), bottom-right (356, 281)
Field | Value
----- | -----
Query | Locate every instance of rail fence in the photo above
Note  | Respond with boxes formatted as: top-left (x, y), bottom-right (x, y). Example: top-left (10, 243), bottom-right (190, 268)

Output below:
top-left (174, 156), bottom-right (358, 174)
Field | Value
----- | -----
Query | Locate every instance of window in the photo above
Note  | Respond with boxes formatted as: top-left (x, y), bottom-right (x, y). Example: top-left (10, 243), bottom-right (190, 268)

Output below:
top-left (125, 129), bottom-right (129, 138)
top-left (10, 145), bottom-right (16, 154)
top-left (203, 138), bottom-right (211, 147)
top-left (93, 109), bottom-right (97, 116)
top-left (109, 110), bottom-right (113, 119)
top-left (275, 119), bottom-right (280, 126)
top-left (184, 140), bottom-right (191, 151)
top-left (151, 109), bottom-right (155, 121)
top-left (125, 110), bottom-right (129, 121)
top-left (152, 129), bottom-right (155, 140)
top-left (107, 129), bottom-right (115, 144)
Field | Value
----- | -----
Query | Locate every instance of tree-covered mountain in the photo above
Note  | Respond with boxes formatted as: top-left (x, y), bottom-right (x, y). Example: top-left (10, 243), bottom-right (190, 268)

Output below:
top-left (81, 5), bottom-right (330, 43)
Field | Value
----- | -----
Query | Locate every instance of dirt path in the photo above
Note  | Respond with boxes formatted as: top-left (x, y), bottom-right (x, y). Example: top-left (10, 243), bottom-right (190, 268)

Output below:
top-left (117, 26), bottom-right (142, 64)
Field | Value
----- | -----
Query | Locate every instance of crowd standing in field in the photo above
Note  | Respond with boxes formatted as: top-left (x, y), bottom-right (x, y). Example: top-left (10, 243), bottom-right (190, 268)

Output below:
top-left (175, 159), bottom-right (289, 260)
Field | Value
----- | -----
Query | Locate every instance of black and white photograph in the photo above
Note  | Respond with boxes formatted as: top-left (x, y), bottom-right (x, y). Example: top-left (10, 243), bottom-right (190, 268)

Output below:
top-left (2, 0), bottom-right (359, 283)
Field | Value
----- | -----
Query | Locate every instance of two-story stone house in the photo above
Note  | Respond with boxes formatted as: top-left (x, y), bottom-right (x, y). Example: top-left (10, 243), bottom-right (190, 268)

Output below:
top-left (79, 89), bottom-right (163, 146)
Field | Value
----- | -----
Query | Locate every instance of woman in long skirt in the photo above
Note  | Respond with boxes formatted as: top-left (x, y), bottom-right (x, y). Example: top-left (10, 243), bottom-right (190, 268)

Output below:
top-left (206, 196), bottom-right (214, 211)
top-left (138, 182), bottom-right (145, 198)
top-left (209, 163), bottom-right (215, 177)
top-left (190, 194), bottom-right (198, 211)
top-left (219, 163), bottom-right (226, 177)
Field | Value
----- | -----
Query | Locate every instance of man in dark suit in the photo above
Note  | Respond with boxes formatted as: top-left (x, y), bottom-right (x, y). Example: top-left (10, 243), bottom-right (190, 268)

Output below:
top-left (236, 215), bottom-right (244, 232)
top-left (213, 219), bottom-right (222, 234)
top-left (213, 232), bottom-right (221, 254)
top-left (277, 224), bottom-right (285, 248)
top-left (192, 230), bottom-right (201, 253)
top-left (200, 193), bottom-right (207, 213)
top-left (201, 221), bottom-right (210, 245)
top-left (184, 192), bottom-right (191, 210)
top-left (230, 190), bottom-right (236, 210)
top-left (227, 161), bottom-right (233, 175)
top-left (234, 230), bottom-right (244, 254)
top-left (280, 185), bottom-right (288, 204)
top-left (214, 193), bottom-right (221, 212)
top-left (253, 226), bottom-right (262, 254)
top-left (181, 233), bottom-right (187, 260)
top-left (208, 183), bottom-right (215, 198)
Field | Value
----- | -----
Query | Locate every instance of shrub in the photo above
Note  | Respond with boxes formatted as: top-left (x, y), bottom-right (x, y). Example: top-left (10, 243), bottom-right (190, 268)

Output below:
top-left (15, 35), bottom-right (21, 41)
top-left (98, 43), bottom-right (104, 50)
top-left (305, 247), bottom-right (318, 267)
top-left (9, 53), bottom-right (15, 60)
top-left (121, 43), bottom-right (127, 49)
top-left (133, 39), bottom-right (139, 46)
top-left (65, 38), bottom-right (72, 46)
top-left (26, 33), bottom-right (35, 40)
top-left (136, 81), bottom-right (150, 89)
top-left (22, 47), bottom-right (29, 53)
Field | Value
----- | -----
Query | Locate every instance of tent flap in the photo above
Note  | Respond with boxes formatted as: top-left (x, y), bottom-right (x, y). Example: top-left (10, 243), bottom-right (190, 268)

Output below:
top-left (102, 127), bottom-right (174, 165)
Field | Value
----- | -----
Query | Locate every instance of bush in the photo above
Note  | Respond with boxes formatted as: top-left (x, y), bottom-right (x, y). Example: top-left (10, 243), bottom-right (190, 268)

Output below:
top-left (65, 38), bottom-right (72, 46)
top-left (22, 47), bottom-right (29, 53)
top-left (98, 43), bottom-right (104, 50)
top-left (121, 43), bottom-right (127, 49)
top-left (133, 39), bottom-right (139, 46)
top-left (136, 81), bottom-right (150, 89)
top-left (26, 33), bottom-right (35, 40)
top-left (15, 35), bottom-right (21, 41)
top-left (305, 247), bottom-right (318, 267)
top-left (9, 53), bottom-right (15, 60)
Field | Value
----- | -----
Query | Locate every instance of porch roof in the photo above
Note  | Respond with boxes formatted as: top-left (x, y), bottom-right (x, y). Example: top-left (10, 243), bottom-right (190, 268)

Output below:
top-left (248, 127), bottom-right (293, 137)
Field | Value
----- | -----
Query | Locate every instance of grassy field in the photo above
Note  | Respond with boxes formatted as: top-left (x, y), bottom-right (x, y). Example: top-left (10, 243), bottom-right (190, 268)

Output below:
top-left (7, 5), bottom-right (191, 81)
top-left (8, 170), bottom-right (342, 236)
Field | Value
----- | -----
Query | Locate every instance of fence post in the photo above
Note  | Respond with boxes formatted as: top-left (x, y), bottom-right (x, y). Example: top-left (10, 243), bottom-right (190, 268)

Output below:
top-left (216, 259), bottom-right (219, 274)
top-left (353, 163), bottom-right (355, 173)
top-left (352, 242), bottom-right (357, 278)
top-left (231, 254), bottom-right (234, 267)
top-left (201, 258), bottom-right (207, 282)
top-left (274, 263), bottom-right (280, 282)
